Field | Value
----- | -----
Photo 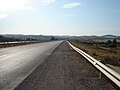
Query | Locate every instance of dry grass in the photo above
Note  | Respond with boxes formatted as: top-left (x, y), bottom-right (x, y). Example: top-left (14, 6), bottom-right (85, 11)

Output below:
top-left (95, 40), bottom-right (120, 42)
top-left (70, 40), bottom-right (120, 66)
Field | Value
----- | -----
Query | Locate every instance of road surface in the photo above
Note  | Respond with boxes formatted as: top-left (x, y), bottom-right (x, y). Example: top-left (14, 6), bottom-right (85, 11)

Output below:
top-left (0, 41), bottom-right (62, 90)
top-left (15, 42), bottom-right (116, 90)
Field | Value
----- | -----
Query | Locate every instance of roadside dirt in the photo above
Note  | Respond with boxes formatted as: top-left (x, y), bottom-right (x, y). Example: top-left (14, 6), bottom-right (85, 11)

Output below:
top-left (15, 42), bottom-right (117, 90)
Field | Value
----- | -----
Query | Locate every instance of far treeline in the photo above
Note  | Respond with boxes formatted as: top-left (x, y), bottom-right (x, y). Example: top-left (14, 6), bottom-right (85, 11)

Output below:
top-left (0, 35), bottom-right (19, 42)
top-left (77, 39), bottom-right (120, 48)
top-left (0, 35), bottom-right (57, 42)
top-left (0, 35), bottom-right (120, 48)
top-left (0, 35), bottom-right (37, 42)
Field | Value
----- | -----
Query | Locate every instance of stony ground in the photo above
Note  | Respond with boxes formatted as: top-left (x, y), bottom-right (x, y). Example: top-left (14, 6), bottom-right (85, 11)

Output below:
top-left (15, 42), bottom-right (117, 90)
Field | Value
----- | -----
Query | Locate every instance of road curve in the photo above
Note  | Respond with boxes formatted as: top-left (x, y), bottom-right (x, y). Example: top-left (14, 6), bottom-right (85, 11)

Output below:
top-left (0, 41), bottom-right (63, 90)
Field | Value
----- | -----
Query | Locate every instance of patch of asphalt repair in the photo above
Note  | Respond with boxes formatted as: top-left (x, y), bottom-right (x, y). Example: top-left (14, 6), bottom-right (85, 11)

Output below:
top-left (15, 41), bottom-right (117, 90)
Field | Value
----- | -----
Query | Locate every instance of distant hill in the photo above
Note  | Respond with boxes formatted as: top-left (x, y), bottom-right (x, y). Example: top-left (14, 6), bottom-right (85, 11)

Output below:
top-left (2, 34), bottom-right (52, 41)
top-left (1, 34), bottom-right (120, 41)
top-left (116, 36), bottom-right (120, 40)
top-left (101, 35), bottom-right (118, 39)
top-left (0, 35), bottom-right (20, 42)
top-left (78, 35), bottom-right (120, 40)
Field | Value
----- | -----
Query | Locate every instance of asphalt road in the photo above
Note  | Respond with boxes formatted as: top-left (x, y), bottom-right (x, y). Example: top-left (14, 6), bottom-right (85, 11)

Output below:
top-left (0, 41), bottom-right (62, 90)
top-left (15, 42), bottom-right (116, 90)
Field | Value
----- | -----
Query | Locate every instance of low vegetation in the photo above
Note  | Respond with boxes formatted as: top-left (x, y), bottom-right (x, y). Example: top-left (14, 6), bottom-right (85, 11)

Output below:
top-left (0, 35), bottom-right (58, 48)
top-left (70, 40), bottom-right (120, 66)
top-left (0, 35), bottom-right (38, 42)
top-left (0, 35), bottom-right (19, 42)
top-left (0, 35), bottom-right (40, 48)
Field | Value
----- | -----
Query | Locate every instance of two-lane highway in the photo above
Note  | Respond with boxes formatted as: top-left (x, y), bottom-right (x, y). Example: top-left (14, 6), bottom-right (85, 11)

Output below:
top-left (0, 41), bottom-right (62, 90)
top-left (15, 41), bottom-right (116, 90)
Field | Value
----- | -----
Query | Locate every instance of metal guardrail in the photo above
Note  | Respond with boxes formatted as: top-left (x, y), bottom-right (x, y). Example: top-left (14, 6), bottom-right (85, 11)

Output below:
top-left (0, 41), bottom-right (40, 45)
top-left (68, 41), bottom-right (120, 88)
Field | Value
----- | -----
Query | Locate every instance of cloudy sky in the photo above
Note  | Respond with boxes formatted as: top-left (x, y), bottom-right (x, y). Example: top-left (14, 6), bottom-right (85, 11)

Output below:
top-left (0, 0), bottom-right (120, 35)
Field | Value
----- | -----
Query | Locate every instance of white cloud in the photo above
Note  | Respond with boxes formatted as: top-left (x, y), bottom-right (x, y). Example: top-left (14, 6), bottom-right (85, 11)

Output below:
top-left (0, 14), bottom-right (9, 19)
top-left (0, 0), bottom-right (34, 19)
top-left (0, 0), bottom-right (33, 11)
top-left (63, 2), bottom-right (81, 9)
top-left (0, 0), bottom-right (55, 19)
top-left (40, 0), bottom-right (55, 6)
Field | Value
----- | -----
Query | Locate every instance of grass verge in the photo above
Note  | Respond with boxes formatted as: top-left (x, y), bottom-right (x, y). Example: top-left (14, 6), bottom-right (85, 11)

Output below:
top-left (69, 40), bottom-right (120, 67)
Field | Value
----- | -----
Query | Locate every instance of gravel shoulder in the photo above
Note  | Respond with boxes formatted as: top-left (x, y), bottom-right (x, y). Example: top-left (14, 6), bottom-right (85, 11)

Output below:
top-left (15, 41), bottom-right (117, 90)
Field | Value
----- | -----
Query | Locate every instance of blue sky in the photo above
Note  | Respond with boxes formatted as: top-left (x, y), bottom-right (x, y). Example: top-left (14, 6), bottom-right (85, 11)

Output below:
top-left (0, 0), bottom-right (120, 36)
